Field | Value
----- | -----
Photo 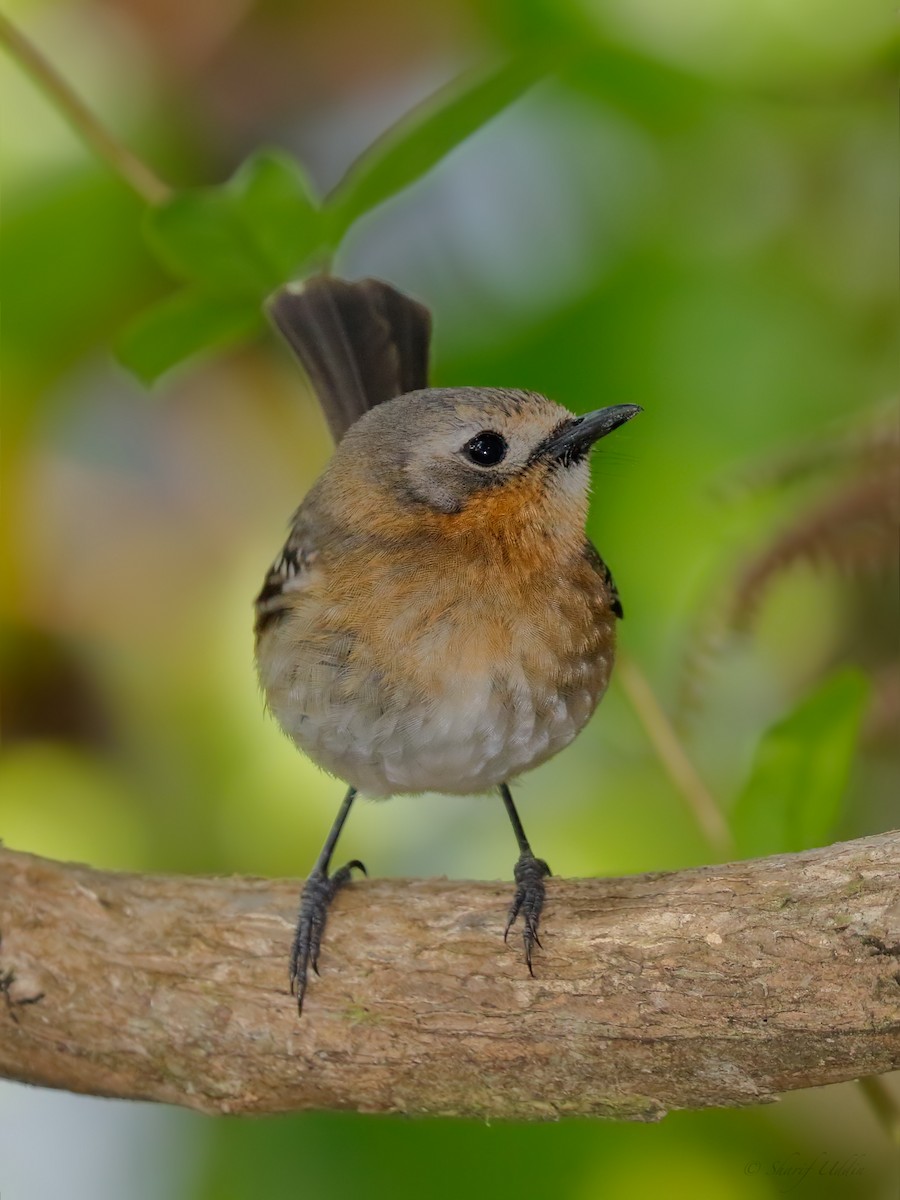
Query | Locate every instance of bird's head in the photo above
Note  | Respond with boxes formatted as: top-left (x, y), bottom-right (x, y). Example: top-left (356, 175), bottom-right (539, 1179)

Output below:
top-left (317, 387), bottom-right (641, 559)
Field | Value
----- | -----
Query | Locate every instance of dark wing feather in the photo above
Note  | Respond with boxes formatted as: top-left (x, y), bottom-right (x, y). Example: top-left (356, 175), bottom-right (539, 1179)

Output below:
top-left (267, 275), bottom-right (432, 443)
top-left (254, 512), bottom-right (319, 637)
top-left (584, 541), bottom-right (624, 619)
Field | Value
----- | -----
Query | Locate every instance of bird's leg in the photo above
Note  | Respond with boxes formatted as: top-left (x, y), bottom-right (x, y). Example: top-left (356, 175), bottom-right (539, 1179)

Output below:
top-left (500, 782), bottom-right (551, 975)
top-left (290, 785), bottom-right (366, 1013)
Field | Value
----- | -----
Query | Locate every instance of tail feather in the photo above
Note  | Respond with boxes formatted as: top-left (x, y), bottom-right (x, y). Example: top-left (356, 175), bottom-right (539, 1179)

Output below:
top-left (267, 276), bottom-right (432, 443)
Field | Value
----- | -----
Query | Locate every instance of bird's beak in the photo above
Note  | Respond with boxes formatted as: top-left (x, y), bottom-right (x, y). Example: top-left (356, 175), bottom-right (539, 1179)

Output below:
top-left (538, 404), bottom-right (643, 465)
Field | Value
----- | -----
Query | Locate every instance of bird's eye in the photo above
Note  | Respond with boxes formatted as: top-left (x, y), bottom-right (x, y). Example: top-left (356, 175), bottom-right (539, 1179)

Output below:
top-left (462, 431), bottom-right (508, 467)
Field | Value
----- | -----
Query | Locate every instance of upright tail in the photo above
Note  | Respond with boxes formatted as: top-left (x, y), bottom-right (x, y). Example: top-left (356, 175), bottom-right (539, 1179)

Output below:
top-left (267, 276), bottom-right (432, 443)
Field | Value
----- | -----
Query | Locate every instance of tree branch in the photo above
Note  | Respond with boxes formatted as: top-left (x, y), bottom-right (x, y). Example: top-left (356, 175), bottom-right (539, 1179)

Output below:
top-left (1, 835), bottom-right (897, 1120)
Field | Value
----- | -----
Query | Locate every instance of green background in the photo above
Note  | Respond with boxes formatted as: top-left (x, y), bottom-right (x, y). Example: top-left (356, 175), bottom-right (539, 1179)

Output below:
top-left (1, 0), bottom-right (897, 1196)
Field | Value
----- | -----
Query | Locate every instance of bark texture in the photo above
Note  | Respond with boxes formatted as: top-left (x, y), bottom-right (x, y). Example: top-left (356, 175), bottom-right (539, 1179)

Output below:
top-left (1, 835), bottom-right (898, 1120)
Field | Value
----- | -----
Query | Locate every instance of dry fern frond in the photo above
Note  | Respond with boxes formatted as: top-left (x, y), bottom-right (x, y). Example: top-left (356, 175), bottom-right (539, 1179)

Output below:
top-left (731, 469), bottom-right (900, 626)
top-left (677, 401), bottom-right (900, 732)
top-left (711, 399), bottom-right (899, 502)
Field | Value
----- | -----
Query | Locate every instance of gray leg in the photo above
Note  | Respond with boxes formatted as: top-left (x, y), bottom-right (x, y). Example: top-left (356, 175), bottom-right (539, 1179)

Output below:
top-left (290, 786), bottom-right (366, 1013)
top-left (500, 783), bottom-right (551, 975)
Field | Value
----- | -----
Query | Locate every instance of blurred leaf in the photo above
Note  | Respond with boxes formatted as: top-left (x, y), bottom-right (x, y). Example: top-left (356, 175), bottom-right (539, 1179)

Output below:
top-left (233, 151), bottom-right (325, 280)
top-left (564, 40), bottom-right (715, 131)
top-left (478, 0), bottom-right (596, 49)
top-left (116, 288), bottom-right (263, 383)
top-left (121, 149), bottom-right (322, 381)
top-left (143, 148), bottom-right (324, 295)
top-left (122, 66), bottom-right (553, 383)
top-left (0, 169), bottom-right (158, 389)
top-left (732, 669), bottom-right (869, 857)
top-left (325, 57), bottom-right (548, 243)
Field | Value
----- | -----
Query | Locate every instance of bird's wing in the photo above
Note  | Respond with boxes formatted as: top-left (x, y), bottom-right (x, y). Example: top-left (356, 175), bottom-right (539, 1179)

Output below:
top-left (584, 540), bottom-right (623, 619)
top-left (267, 276), bottom-right (432, 443)
top-left (254, 511), bottom-right (321, 637)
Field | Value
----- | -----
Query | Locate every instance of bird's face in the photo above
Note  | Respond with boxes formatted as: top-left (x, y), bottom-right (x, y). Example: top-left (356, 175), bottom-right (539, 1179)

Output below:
top-left (321, 387), bottom-right (640, 552)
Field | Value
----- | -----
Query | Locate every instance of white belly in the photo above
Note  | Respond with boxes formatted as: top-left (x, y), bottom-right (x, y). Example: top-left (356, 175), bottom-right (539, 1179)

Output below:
top-left (260, 638), bottom-right (611, 797)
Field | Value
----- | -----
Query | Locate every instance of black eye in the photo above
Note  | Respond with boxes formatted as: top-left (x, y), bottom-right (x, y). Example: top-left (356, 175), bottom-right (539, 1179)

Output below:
top-left (462, 431), bottom-right (508, 467)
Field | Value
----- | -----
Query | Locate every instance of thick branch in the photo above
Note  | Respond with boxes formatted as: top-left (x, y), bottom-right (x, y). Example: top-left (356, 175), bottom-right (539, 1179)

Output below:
top-left (1, 835), bottom-right (898, 1120)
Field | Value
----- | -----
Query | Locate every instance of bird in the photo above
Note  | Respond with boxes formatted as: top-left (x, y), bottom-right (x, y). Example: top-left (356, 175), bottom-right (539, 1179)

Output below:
top-left (255, 275), bottom-right (641, 1013)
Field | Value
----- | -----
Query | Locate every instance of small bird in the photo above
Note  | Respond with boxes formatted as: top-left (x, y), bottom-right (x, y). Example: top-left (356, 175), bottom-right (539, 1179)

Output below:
top-left (255, 276), bottom-right (641, 1012)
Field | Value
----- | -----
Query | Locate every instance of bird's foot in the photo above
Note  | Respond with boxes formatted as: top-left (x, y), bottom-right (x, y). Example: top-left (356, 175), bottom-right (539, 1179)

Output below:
top-left (504, 852), bottom-right (551, 976)
top-left (290, 859), bottom-right (366, 1013)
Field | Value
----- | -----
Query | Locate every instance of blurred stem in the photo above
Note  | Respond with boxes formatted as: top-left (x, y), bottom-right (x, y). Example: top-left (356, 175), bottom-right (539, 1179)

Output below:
top-left (0, 11), bottom-right (171, 205)
top-left (858, 1076), bottom-right (900, 1147)
top-left (617, 652), bottom-right (734, 858)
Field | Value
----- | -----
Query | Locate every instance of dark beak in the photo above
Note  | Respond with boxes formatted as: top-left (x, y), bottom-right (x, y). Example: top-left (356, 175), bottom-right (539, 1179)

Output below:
top-left (538, 404), bottom-right (643, 465)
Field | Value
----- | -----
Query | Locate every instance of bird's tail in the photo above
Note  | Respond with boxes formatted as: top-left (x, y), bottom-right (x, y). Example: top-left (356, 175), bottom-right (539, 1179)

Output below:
top-left (266, 275), bottom-right (432, 443)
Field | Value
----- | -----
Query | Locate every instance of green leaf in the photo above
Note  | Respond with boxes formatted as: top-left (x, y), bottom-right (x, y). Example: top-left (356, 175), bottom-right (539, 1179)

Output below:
top-left (124, 65), bottom-right (548, 384)
top-left (230, 150), bottom-right (326, 281)
top-left (116, 289), bottom-right (263, 384)
top-left (732, 669), bottom-right (869, 858)
top-left (325, 57), bottom-right (548, 244)
top-left (143, 149), bottom-right (324, 296)
top-left (0, 171), bottom-right (152, 390)
top-left (122, 150), bottom-right (323, 382)
top-left (564, 41), bottom-right (715, 133)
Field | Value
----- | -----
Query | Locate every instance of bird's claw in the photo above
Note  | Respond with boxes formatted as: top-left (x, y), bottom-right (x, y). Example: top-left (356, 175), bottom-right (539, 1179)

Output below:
top-left (290, 859), bottom-right (366, 1012)
top-left (504, 852), bottom-right (551, 976)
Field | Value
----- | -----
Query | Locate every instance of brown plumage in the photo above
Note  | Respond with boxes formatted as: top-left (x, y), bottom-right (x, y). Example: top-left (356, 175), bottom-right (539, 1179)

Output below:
top-left (257, 275), bottom-right (641, 1012)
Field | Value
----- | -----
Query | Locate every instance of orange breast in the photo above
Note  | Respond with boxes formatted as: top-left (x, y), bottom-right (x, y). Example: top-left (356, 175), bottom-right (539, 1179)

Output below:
top-left (313, 510), bottom-right (614, 705)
